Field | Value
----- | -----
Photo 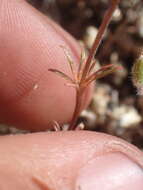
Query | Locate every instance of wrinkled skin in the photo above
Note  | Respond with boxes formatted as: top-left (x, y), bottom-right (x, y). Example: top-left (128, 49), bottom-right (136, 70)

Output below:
top-left (0, 0), bottom-right (92, 131)
top-left (0, 1), bottom-right (143, 190)
top-left (0, 131), bottom-right (143, 190)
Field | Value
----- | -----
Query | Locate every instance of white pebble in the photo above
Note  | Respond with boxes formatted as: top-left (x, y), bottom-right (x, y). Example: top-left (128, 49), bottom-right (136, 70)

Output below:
top-left (112, 105), bottom-right (142, 128)
top-left (84, 26), bottom-right (98, 48)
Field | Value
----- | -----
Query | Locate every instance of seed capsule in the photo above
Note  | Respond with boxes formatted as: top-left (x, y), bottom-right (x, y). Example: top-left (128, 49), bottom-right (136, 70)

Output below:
top-left (132, 55), bottom-right (143, 95)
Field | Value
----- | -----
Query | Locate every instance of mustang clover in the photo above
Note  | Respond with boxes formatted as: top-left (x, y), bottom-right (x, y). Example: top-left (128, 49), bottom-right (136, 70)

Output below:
top-left (49, 46), bottom-right (120, 130)
top-left (49, 0), bottom-right (121, 130)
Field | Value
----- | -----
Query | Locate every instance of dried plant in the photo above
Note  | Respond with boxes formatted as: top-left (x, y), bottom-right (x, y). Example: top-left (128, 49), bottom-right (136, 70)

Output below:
top-left (49, 0), bottom-right (121, 130)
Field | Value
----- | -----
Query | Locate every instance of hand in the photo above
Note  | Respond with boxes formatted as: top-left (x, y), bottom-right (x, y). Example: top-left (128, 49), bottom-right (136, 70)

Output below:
top-left (0, 0), bottom-right (92, 131)
top-left (0, 1), bottom-right (143, 189)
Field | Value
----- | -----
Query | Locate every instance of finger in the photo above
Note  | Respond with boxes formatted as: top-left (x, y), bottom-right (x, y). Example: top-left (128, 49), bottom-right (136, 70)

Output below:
top-left (0, 131), bottom-right (143, 190)
top-left (0, 0), bottom-right (93, 131)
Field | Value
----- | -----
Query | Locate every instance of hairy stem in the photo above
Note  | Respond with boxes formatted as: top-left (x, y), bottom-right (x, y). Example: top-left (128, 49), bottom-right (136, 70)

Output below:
top-left (68, 88), bottom-right (84, 130)
top-left (81, 0), bottom-right (120, 81)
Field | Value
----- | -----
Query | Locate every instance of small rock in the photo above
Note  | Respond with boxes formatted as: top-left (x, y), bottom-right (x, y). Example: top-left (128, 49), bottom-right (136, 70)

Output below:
top-left (80, 110), bottom-right (96, 129)
top-left (112, 8), bottom-right (122, 22)
top-left (84, 26), bottom-right (98, 48)
top-left (112, 105), bottom-right (142, 128)
top-left (92, 84), bottom-right (117, 115)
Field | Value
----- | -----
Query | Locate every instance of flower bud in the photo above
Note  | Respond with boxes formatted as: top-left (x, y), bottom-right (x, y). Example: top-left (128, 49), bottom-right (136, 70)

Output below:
top-left (132, 54), bottom-right (143, 95)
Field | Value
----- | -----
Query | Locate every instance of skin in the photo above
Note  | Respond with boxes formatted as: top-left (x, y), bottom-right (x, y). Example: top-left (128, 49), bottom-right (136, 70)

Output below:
top-left (0, 131), bottom-right (143, 190)
top-left (0, 0), bottom-right (92, 131)
top-left (0, 1), bottom-right (143, 189)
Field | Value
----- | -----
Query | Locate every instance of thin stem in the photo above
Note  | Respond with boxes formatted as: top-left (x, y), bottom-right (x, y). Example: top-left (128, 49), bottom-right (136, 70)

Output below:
top-left (81, 0), bottom-right (120, 81)
top-left (68, 89), bottom-right (84, 130)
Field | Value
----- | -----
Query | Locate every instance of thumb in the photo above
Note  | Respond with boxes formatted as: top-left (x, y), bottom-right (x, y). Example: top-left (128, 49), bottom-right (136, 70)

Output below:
top-left (0, 131), bottom-right (143, 190)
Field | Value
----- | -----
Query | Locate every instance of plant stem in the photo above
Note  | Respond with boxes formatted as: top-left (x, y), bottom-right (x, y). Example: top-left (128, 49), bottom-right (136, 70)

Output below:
top-left (69, 0), bottom-right (121, 130)
top-left (68, 88), bottom-right (84, 130)
top-left (81, 0), bottom-right (120, 81)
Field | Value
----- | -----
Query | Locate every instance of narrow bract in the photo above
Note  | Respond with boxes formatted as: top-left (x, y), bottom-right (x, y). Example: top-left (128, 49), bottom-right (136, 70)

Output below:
top-left (49, 0), bottom-right (122, 130)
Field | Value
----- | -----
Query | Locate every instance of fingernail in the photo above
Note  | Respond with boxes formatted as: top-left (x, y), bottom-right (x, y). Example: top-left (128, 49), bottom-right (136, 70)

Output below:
top-left (76, 152), bottom-right (143, 190)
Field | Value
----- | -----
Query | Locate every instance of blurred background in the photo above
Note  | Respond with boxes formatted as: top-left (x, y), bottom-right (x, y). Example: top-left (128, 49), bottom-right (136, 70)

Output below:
top-left (1, 0), bottom-right (143, 149)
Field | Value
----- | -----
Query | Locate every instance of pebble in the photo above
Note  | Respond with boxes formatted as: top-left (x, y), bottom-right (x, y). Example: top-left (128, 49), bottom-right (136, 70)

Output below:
top-left (112, 105), bottom-right (142, 128)
top-left (84, 26), bottom-right (98, 48)
top-left (112, 8), bottom-right (122, 22)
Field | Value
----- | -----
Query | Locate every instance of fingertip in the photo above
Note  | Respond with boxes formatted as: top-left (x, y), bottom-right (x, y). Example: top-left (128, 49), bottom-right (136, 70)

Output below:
top-left (0, 0), bottom-right (93, 130)
top-left (0, 131), bottom-right (143, 189)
